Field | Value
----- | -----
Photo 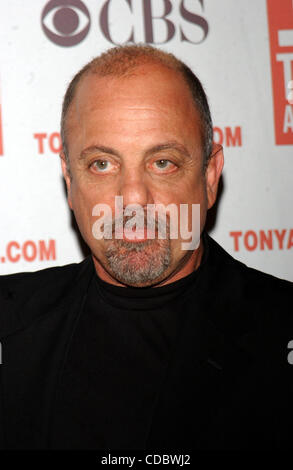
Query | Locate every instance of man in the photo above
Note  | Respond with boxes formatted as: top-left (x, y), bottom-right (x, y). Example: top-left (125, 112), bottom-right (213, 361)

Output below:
top-left (0, 45), bottom-right (292, 450)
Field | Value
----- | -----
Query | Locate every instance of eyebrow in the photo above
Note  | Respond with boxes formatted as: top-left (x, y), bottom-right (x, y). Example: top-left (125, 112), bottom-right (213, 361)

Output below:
top-left (145, 142), bottom-right (191, 159)
top-left (79, 145), bottom-right (121, 160)
top-left (79, 141), bottom-right (192, 161)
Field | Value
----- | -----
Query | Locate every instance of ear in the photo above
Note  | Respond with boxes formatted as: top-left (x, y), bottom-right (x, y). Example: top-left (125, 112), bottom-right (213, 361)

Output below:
top-left (60, 151), bottom-right (73, 210)
top-left (205, 143), bottom-right (224, 209)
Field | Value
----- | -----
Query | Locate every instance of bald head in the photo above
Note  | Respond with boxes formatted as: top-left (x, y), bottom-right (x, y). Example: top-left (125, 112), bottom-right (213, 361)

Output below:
top-left (61, 45), bottom-right (213, 174)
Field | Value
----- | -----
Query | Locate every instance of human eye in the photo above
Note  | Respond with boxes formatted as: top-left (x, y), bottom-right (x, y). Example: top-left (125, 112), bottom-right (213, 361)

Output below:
top-left (152, 159), bottom-right (178, 173)
top-left (90, 159), bottom-right (114, 173)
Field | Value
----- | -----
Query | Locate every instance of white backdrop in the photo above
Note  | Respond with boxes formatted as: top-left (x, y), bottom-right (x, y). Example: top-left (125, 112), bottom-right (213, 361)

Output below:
top-left (0, 0), bottom-right (292, 280)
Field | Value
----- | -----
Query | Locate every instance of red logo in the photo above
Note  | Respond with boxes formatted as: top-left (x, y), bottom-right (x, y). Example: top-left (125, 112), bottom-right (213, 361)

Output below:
top-left (0, 239), bottom-right (56, 264)
top-left (229, 229), bottom-right (293, 252)
top-left (213, 126), bottom-right (242, 147)
top-left (267, 0), bottom-right (293, 145)
top-left (33, 132), bottom-right (61, 154)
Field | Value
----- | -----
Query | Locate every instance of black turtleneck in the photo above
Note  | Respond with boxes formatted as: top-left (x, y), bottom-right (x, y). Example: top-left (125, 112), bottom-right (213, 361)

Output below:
top-left (49, 236), bottom-right (209, 450)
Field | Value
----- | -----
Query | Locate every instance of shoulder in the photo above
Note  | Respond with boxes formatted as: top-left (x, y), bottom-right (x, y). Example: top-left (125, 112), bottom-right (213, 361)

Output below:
top-left (0, 257), bottom-right (94, 337)
top-left (206, 232), bottom-right (293, 294)
top-left (204, 233), bottom-right (293, 328)
top-left (0, 258), bottom-right (89, 293)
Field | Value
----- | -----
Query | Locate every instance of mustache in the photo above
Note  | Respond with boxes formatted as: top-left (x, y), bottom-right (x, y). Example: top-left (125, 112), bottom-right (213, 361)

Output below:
top-left (102, 210), bottom-right (170, 236)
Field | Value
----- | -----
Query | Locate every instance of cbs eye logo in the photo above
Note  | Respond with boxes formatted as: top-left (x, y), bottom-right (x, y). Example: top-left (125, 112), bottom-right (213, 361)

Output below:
top-left (41, 0), bottom-right (90, 47)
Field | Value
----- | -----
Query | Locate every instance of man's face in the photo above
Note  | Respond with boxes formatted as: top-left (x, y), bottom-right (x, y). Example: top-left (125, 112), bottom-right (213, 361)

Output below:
top-left (62, 63), bottom-right (223, 287)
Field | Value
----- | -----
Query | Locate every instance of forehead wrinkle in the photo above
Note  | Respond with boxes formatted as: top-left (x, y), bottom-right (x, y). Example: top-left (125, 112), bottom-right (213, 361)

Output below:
top-left (76, 67), bottom-right (195, 111)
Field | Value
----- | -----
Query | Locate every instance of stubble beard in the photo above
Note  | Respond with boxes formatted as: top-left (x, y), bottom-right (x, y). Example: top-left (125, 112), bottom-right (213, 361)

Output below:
top-left (105, 237), bottom-right (171, 287)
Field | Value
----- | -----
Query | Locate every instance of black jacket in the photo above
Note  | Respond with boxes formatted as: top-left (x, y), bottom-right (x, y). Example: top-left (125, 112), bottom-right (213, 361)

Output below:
top-left (0, 233), bottom-right (293, 450)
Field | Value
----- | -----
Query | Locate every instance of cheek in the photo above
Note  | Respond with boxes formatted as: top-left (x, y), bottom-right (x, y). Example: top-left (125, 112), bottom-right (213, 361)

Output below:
top-left (71, 180), bottom-right (89, 208)
top-left (70, 180), bottom-right (97, 234)
top-left (153, 175), bottom-right (206, 207)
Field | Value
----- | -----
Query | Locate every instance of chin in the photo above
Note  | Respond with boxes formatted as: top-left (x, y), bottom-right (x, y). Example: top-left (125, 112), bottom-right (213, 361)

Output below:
top-left (99, 238), bottom-right (171, 286)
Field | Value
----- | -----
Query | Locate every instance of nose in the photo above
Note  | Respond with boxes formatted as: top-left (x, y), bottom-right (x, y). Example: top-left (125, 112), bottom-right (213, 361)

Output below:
top-left (118, 165), bottom-right (153, 208)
